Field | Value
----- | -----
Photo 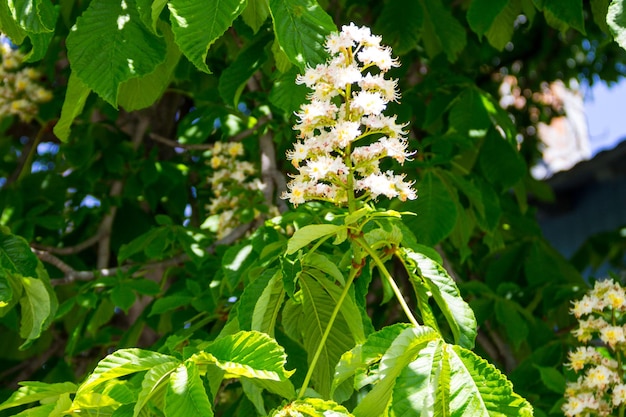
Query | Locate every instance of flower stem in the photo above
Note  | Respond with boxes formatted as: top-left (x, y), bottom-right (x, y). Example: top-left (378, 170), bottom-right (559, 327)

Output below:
top-left (355, 237), bottom-right (419, 327)
top-left (296, 266), bottom-right (358, 399)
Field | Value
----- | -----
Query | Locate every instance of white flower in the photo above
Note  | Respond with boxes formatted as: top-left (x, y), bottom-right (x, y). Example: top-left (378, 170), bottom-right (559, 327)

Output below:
top-left (325, 31), bottom-right (354, 54)
top-left (359, 73), bottom-right (399, 102)
top-left (585, 364), bottom-right (617, 390)
top-left (328, 62), bottom-right (362, 87)
top-left (284, 23), bottom-right (416, 206)
top-left (613, 384), bottom-right (626, 406)
top-left (351, 91), bottom-right (387, 115)
top-left (296, 64), bottom-right (326, 88)
top-left (340, 22), bottom-right (372, 44)
top-left (599, 325), bottom-right (625, 347)
top-left (331, 120), bottom-right (361, 148)
top-left (357, 46), bottom-right (399, 71)
top-left (286, 141), bottom-right (309, 167)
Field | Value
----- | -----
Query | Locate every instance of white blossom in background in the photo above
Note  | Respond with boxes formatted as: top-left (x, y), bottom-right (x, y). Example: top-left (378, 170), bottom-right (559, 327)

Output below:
top-left (282, 23), bottom-right (416, 207)
top-left (205, 141), bottom-right (277, 239)
top-left (0, 36), bottom-right (52, 122)
top-left (562, 279), bottom-right (626, 417)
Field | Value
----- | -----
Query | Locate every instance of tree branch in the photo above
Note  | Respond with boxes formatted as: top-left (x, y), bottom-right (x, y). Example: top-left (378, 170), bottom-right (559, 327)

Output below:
top-left (39, 220), bottom-right (256, 286)
top-left (31, 232), bottom-right (102, 255)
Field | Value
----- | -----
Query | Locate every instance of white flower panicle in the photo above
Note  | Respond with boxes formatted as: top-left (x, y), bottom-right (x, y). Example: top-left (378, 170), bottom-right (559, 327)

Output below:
top-left (0, 36), bottom-right (52, 122)
top-left (206, 141), bottom-right (277, 239)
top-left (282, 23), bottom-right (415, 207)
top-left (562, 279), bottom-right (626, 417)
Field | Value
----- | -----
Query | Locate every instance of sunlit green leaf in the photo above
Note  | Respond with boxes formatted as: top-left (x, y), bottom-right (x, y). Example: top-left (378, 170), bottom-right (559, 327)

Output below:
top-left (268, 0), bottom-right (336, 69)
top-left (77, 349), bottom-right (178, 395)
top-left (400, 248), bottom-right (477, 349)
top-left (608, 0), bottom-right (626, 50)
top-left (66, 0), bottom-right (167, 106)
top-left (0, 381), bottom-right (77, 412)
top-left (134, 361), bottom-right (179, 417)
top-left (164, 362), bottom-right (213, 417)
top-left (118, 22), bottom-right (181, 111)
top-left (193, 331), bottom-right (293, 382)
top-left (168, 0), bottom-right (248, 73)
top-left (286, 224), bottom-right (345, 255)
top-left (19, 276), bottom-right (51, 347)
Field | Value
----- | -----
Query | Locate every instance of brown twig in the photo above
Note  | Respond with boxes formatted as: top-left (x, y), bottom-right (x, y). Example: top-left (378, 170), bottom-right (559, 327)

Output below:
top-left (38, 220), bottom-right (256, 286)
top-left (31, 232), bottom-right (102, 255)
top-left (149, 116), bottom-right (270, 150)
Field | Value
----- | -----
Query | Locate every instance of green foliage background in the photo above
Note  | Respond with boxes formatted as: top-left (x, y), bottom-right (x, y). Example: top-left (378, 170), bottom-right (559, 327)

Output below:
top-left (1, 0), bottom-right (626, 415)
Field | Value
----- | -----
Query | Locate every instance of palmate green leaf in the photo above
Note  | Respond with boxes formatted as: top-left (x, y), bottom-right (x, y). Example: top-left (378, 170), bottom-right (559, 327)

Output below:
top-left (303, 252), bottom-right (345, 285)
top-left (251, 271), bottom-right (285, 336)
top-left (608, 0), bottom-right (626, 51)
top-left (0, 231), bottom-right (38, 277)
top-left (66, 0), bottom-right (167, 106)
top-left (399, 248), bottom-right (477, 349)
top-left (270, 398), bottom-right (354, 416)
top-left (495, 299), bottom-right (529, 350)
top-left (218, 31), bottom-right (270, 106)
top-left (389, 340), bottom-right (443, 416)
top-left (53, 72), bottom-right (91, 142)
top-left (0, 1), bottom-right (27, 44)
top-left (8, 0), bottom-right (57, 33)
top-left (390, 340), bottom-right (533, 416)
top-left (167, 0), bottom-right (248, 73)
top-left (164, 362), bottom-right (213, 417)
top-left (0, 274), bottom-right (12, 308)
top-left (478, 130), bottom-right (526, 190)
top-left (286, 224), bottom-right (345, 255)
top-left (419, 0), bottom-right (466, 62)
top-left (76, 349), bottom-right (179, 395)
top-left (543, 0), bottom-right (585, 34)
top-left (485, 0), bottom-right (521, 51)
top-left (19, 276), bottom-right (51, 347)
top-left (591, 0), bottom-right (610, 34)
top-left (332, 323), bottom-right (410, 398)
top-left (466, 0), bottom-right (508, 37)
top-left (242, 0), bottom-right (270, 33)
top-left (298, 273), bottom-right (356, 398)
top-left (193, 330), bottom-right (294, 382)
top-left (237, 268), bottom-right (285, 336)
top-left (447, 345), bottom-right (533, 416)
top-left (375, 0), bottom-right (423, 54)
top-left (134, 361), bottom-right (179, 417)
top-left (136, 0), bottom-right (168, 33)
top-left (403, 170), bottom-right (457, 246)
top-left (269, 67), bottom-right (308, 113)
top-left (268, 0), bottom-right (336, 69)
top-left (449, 88), bottom-right (491, 136)
top-left (0, 381), bottom-right (77, 412)
top-left (118, 22), bottom-right (182, 112)
top-left (352, 326), bottom-right (440, 417)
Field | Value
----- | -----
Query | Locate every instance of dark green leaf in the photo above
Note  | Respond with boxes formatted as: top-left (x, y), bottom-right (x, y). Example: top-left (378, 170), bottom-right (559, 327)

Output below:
top-left (403, 170), bottom-right (457, 246)
top-left (466, 0), bottom-right (509, 37)
top-left (543, 0), bottom-right (585, 34)
top-left (478, 130), bottom-right (526, 189)
top-left (376, 0), bottom-right (423, 54)
top-left (218, 32), bottom-right (270, 106)
top-left (420, 0), bottom-right (466, 61)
